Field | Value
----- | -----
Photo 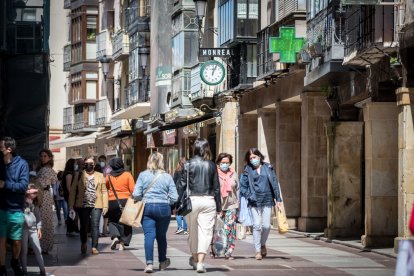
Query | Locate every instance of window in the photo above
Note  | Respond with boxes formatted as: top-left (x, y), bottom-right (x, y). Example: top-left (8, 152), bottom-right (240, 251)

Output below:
top-left (172, 32), bottom-right (198, 73)
top-left (218, 0), bottom-right (234, 45)
top-left (236, 0), bottom-right (258, 37)
top-left (86, 81), bottom-right (97, 99)
top-left (246, 44), bottom-right (257, 77)
top-left (86, 16), bottom-right (97, 41)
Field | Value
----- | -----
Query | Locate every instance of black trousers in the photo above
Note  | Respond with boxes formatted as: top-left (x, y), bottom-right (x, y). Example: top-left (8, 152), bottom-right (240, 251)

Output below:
top-left (108, 199), bottom-right (133, 246)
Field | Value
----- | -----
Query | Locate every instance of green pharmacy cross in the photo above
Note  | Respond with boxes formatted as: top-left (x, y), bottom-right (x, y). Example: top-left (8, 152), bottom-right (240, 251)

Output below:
top-left (269, 27), bottom-right (305, 63)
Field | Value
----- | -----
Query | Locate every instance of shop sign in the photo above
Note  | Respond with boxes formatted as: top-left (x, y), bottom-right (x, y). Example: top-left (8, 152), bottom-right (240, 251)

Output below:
top-left (269, 27), bottom-right (304, 63)
top-left (105, 142), bottom-right (117, 156)
top-left (155, 66), bottom-right (172, 87)
top-left (199, 48), bottom-right (234, 57)
top-left (162, 129), bottom-right (176, 145)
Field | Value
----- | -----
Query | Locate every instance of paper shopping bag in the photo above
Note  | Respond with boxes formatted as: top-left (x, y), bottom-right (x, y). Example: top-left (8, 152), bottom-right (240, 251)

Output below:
top-left (119, 197), bottom-right (145, 228)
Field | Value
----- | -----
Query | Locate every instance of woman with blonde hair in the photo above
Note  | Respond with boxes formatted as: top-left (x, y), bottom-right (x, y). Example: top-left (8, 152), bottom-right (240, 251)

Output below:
top-left (36, 149), bottom-right (57, 254)
top-left (177, 138), bottom-right (221, 273)
top-left (133, 152), bottom-right (178, 273)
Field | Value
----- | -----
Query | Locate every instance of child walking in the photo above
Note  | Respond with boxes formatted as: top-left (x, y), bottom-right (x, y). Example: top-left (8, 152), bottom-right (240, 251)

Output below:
top-left (21, 184), bottom-right (46, 275)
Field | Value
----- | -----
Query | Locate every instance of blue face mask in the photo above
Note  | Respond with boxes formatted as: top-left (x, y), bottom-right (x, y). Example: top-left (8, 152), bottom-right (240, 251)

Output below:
top-left (220, 163), bottom-right (230, 172)
top-left (250, 158), bottom-right (260, 167)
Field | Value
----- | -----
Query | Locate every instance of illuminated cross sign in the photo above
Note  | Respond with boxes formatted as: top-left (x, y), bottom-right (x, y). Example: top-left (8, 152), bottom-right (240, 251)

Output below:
top-left (269, 27), bottom-right (305, 63)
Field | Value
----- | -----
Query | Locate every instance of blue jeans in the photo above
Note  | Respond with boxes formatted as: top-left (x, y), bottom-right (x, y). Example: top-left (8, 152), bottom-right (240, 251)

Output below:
top-left (142, 203), bottom-right (171, 265)
top-left (250, 206), bottom-right (272, 252)
top-left (55, 200), bottom-right (68, 222)
top-left (176, 215), bottom-right (187, 231)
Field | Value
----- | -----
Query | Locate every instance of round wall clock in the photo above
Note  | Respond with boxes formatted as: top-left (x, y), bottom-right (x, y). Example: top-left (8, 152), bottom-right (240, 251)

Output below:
top-left (200, 60), bottom-right (225, 86)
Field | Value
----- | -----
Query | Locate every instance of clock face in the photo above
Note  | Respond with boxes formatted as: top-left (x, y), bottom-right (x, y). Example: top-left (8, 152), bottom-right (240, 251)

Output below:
top-left (200, 60), bottom-right (225, 85)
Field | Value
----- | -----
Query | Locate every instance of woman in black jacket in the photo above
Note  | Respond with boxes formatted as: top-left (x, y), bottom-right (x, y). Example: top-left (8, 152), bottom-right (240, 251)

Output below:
top-left (178, 138), bottom-right (221, 273)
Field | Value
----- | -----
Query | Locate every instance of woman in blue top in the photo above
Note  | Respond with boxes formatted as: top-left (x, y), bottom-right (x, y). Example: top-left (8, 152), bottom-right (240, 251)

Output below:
top-left (133, 152), bottom-right (178, 273)
top-left (239, 148), bottom-right (282, 260)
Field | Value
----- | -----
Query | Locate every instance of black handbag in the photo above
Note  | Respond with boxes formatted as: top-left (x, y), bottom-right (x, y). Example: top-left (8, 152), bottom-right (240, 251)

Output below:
top-left (177, 162), bottom-right (192, 216)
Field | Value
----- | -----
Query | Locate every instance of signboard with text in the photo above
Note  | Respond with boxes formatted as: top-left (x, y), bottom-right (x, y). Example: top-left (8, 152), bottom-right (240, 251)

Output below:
top-left (199, 48), bottom-right (234, 57)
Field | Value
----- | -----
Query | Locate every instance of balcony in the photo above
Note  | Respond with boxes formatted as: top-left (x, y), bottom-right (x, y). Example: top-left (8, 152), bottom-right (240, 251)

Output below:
top-left (170, 70), bottom-right (192, 108)
top-left (111, 82), bottom-right (150, 120)
top-left (226, 43), bottom-right (257, 90)
top-left (110, 119), bottom-right (132, 136)
top-left (63, 44), bottom-right (71, 71)
top-left (126, 80), bottom-right (148, 106)
top-left (64, 0), bottom-right (71, 9)
top-left (343, 5), bottom-right (397, 66)
top-left (112, 31), bottom-right (129, 60)
top-left (63, 107), bottom-right (73, 133)
top-left (95, 98), bottom-right (111, 127)
top-left (96, 30), bottom-right (113, 61)
top-left (125, 0), bottom-right (151, 34)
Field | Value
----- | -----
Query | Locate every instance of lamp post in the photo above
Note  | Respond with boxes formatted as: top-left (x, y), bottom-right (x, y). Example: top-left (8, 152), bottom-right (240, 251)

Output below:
top-left (194, 0), bottom-right (207, 47)
top-left (139, 48), bottom-right (149, 102)
top-left (99, 56), bottom-right (111, 81)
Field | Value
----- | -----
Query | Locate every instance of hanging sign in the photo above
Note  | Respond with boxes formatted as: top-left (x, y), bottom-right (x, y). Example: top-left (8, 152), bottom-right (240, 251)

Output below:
top-left (269, 27), bottom-right (305, 63)
top-left (199, 48), bottom-right (234, 57)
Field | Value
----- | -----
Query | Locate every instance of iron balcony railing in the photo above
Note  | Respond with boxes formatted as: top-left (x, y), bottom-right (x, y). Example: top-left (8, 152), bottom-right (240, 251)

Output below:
top-left (96, 30), bottom-right (113, 60)
top-left (63, 44), bottom-right (71, 71)
top-left (63, 107), bottom-right (73, 133)
top-left (112, 31), bottom-right (129, 60)
top-left (95, 98), bottom-right (110, 126)
top-left (126, 80), bottom-right (149, 107)
top-left (125, 0), bottom-right (151, 33)
top-left (111, 119), bottom-right (132, 134)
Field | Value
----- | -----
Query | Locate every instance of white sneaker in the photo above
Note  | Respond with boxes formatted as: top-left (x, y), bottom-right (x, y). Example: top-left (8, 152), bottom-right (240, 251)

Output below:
top-left (144, 264), bottom-right (153, 273)
top-left (196, 263), bottom-right (206, 273)
top-left (119, 243), bottom-right (125, 251)
top-left (110, 238), bottom-right (119, 250)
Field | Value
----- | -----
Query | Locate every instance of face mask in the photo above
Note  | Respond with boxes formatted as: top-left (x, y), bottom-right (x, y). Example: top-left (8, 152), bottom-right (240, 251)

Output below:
top-left (220, 163), bottom-right (230, 172)
top-left (84, 164), bottom-right (94, 173)
top-left (100, 162), bottom-right (105, 168)
top-left (74, 164), bottom-right (79, 171)
top-left (250, 158), bottom-right (260, 167)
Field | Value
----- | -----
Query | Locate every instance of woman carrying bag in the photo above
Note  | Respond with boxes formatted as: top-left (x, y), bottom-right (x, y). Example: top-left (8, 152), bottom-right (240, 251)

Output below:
top-left (105, 158), bottom-right (135, 251)
top-left (239, 148), bottom-right (282, 260)
top-left (133, 152), bottom-right (178, 273)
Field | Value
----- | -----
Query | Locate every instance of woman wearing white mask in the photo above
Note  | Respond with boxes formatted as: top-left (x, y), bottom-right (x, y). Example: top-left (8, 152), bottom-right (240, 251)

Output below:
top-left (239, 148), bottom-right (282, 260)
top-left (216, 153), bottom-right (239, 260)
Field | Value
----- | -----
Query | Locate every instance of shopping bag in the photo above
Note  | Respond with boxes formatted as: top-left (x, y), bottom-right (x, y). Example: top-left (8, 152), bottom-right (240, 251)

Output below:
top-left (211, 216), bottom-right (227, 257)
top-left (238, 197), bottom-right (253, 226)
top-left (236, 223), bottom-right (246, 240)
top-left (395, 240), bottom-right (414, 276)
top-left (119, 197), bottom-right (145, 228)
top-left (276, 203), bottom-right (289, 234)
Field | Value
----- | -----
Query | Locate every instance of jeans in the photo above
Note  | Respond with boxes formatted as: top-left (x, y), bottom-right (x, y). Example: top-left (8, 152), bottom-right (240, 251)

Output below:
top-left (55, 200), bottom-right (68, 222)
top-left (142, 203), bottom-right (171, 265)
top-left (250, 206), bottom-right (272, 252)
top-left (21, 229), bottom-right (44, 273)
top-left (176, 215), bottom-right (187, 231)
top-left (76, 207), bottom-right (102, 248)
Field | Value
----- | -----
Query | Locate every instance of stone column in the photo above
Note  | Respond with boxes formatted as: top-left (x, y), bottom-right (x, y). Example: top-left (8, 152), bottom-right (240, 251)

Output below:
top-left (395, 87), bottom-right (414, 251)
top-left (275, 102), bottom-right (301, 221)
top-left (299, 92), bottom-right (331, 232)
top-left (325, 122), bottom-right (363, 239)
top-left (238, 113), bottom-right (258, 173)
top-left (363, 102), bottom-right (398, 247)
top-left (258, 108), bottom-right (276, 165)
top-left (216, 99), bottom-right (238, 164)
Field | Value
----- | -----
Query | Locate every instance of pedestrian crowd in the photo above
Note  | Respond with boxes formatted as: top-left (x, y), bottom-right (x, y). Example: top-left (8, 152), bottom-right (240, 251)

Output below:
top-left (0, 136), bottom-right (284, 275)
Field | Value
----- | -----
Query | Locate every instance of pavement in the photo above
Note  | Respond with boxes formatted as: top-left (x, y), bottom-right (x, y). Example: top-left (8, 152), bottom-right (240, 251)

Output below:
top-left (14, 219), bottom-right (397, 276)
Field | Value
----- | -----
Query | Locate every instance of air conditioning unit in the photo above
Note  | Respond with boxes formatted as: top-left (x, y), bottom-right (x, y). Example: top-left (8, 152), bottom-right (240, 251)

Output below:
top-left (309, 42), bottom-right (323, 58)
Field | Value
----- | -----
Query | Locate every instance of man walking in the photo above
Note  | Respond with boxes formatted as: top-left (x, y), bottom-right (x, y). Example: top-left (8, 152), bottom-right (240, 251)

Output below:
top-left (0, 137), bottom-right (29, 276)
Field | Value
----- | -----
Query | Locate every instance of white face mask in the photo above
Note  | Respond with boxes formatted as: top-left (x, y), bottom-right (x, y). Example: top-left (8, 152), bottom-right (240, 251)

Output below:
top-left (100, 161), bottom-right (105, 168)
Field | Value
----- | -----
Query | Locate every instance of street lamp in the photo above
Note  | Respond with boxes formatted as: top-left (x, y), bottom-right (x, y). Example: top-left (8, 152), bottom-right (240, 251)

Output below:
top-left (139, 48), bottom-right (150, 101)
top-left (99, 56), bottom-right (111, 81)
top-left (194, 0), bottom-right (207, 47)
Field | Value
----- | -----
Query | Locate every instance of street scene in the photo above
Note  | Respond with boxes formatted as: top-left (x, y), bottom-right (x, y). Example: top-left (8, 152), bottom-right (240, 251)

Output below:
top-left (0, 0), bottom-right (413, 275)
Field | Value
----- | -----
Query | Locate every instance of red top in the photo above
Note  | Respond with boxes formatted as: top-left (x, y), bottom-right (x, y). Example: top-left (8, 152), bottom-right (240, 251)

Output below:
top-left (106, 172), bottom-right (135, 201)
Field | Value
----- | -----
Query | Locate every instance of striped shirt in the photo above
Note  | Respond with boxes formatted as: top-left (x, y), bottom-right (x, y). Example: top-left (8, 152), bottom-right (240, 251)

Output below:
top-left (82, 174), bottom-right (96, 208)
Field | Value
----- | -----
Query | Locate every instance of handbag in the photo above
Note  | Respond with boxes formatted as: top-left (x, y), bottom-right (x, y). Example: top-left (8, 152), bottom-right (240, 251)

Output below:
top-left (211, 216), bottom-right (227, 257)
top-left (109, 173), bottom-right (161, 227)
top-left (275, 181), bottom-right (289, 234)
top-left (176, 162), bottom-right (192, 216)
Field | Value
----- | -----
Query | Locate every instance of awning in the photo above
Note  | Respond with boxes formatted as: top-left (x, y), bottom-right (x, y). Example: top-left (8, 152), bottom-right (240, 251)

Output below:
top-left (144, 112), bottom-right (217, 135)
top-left (49, 133), bottom-right (98, 149)
top-left (111, 102), bottom-right (150, 119)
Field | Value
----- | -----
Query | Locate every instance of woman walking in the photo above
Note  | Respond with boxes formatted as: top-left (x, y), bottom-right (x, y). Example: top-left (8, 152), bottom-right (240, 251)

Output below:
top-left (68, 157), bottom-right (108, 255)
top-left (106, 157), bottom-right (135, 251)
top-left (173, 157), bottom-right (188, 234)
top-left (62, 158), bottom-right (79, 236)
top-left (216, 153), bottom-right (239, 260)
top-left (133, 152), bottom-right (178, 273)
top-left (239, 148), bottom-right (282, 260)
top-left (36, 149), bottom-right (57, 254)
top-left (178, 138), bottom-right (221, 273)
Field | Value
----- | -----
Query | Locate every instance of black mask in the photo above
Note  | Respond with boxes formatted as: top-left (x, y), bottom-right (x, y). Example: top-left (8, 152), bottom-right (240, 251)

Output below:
top-left (84, 164), bottom-right (94, 173)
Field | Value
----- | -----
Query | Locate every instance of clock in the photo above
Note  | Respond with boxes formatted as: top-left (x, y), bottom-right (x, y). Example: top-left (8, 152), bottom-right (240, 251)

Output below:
top-left (200, 60), bottom-right (225, 86)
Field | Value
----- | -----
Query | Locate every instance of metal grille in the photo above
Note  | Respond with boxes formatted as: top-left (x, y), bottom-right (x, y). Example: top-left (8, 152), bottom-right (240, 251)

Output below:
top-left (344, 6), bottom-right (375, 56)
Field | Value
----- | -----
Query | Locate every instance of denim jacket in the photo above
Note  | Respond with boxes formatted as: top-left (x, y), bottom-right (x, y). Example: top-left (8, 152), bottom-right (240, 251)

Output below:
top-left (239, 162), bottom-right (282, 207)
top-left (133, 170), bottom-right (178, 205)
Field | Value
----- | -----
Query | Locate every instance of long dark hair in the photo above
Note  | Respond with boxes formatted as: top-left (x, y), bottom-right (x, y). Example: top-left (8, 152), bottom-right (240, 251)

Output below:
top-left (244, 148), bottom-right (265, 165)
top-left (216, 153), bottom-right (233, 165)
top-left (193, 138), bottom-right (212, 161)
top-left (64, 158), bottom-right (75, 173)
top-left (39, 149), bottom-right (54, 168)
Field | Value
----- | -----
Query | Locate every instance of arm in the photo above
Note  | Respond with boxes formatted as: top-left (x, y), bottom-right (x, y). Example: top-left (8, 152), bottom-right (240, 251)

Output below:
top-left (239, 172), bottom-right (248, 198)
top-left (268, 165), bottom-right (282, 202)
top-left (101, 175), bottom-right (108, 209)
top-left (132, 173), bottom-right (144, 201)
top-left (127, 173), bottom-right (135, 196)
top-left (167, 175), bottom-right (178, 205)
top-left (68, 172), bottom-right (78, 209)
top-left (212, 166), bottom-right (221, 212)
top-left (65, 173), bottom-right (73, 194)
top-left (234, 173), bottom-right (240, 202)
top-left (4, 161), bottom-right (29, 193)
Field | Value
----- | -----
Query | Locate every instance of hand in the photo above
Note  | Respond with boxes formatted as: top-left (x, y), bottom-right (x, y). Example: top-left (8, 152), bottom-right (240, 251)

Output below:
top-left (69, 209), bottom-right (76, 220)
top-left (37, 229), bottom-right (42, 240)
top-left (276, 201), bottom-right (282, 210)
top-left (102, 207), bottom-right (108, 216)
top-left (0, 180), bottom-right (4, 188)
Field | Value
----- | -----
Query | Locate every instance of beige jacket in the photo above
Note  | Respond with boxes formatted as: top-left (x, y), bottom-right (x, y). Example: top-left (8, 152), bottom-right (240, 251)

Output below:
top-left (68, 171), bottom-right (108, 209)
